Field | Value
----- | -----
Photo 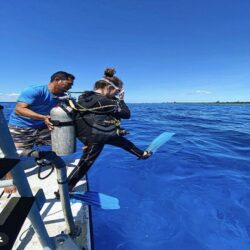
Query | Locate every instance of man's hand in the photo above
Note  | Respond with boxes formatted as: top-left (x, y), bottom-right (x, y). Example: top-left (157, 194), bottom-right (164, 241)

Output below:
top-left (44, 115), bottom-right (54, 130)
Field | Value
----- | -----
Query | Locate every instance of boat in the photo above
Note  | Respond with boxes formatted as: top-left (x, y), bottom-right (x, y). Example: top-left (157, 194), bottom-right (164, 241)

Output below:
top-left (0, 104), bottom-right (93, 250)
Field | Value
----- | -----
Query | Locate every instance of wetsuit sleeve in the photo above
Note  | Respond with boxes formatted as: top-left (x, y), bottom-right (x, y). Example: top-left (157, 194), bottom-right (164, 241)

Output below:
top-left (114, 100), bottom-right (131, 119)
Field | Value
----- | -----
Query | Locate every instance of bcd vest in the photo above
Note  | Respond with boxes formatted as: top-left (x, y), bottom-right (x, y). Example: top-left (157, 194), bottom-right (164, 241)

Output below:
top-left (75, 91), bottom-right (120, 142)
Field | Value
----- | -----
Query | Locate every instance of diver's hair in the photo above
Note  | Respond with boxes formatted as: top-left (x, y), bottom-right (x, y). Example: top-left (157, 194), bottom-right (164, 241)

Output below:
top-left (104, 68), bottom-right (123, 88)
top-left (94, 68), bottom-right (123, 90)
top-left (50, 71), bottom-right (75, 82)
top-left (94, 80), bottom-right (109, 90)
top-left (104, 68), bottom-right (116, 77)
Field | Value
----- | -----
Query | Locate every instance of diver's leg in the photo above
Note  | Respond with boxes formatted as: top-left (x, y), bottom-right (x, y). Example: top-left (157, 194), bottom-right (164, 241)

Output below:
top-left (107, 136), bottom-right (151, 159)
top-left (67, 143), bottom-right (104, 191)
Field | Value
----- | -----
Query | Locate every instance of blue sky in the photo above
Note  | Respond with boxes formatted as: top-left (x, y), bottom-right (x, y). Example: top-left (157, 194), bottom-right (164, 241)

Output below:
top-left (0, 0), bottom-right (249, 102)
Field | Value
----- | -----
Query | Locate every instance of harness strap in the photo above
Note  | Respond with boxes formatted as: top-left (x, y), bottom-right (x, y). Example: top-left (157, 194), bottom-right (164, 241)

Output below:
top-left (68, 99), bottom-right (116, 113)
top-left (50, 120), bottom-right (74, 127)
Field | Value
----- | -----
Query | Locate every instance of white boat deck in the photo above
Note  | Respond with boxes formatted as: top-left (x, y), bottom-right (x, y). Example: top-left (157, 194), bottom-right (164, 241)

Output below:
top-left (0, 158), bottom-right (91, 250)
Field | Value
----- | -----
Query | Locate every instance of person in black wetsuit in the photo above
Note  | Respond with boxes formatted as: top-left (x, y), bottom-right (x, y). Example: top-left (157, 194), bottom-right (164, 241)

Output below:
top-left (67, 68), bottom-right (151, 192)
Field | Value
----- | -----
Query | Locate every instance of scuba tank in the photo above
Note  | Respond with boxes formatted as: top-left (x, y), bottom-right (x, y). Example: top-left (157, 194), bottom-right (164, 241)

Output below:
top-left (50, 96), bottom-right (76, 155)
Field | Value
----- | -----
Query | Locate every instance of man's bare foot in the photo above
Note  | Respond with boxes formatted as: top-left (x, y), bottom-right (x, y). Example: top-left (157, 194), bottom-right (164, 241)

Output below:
top-left (3, 172), bottom-right (17, 193)
top-left (4, 185), bottom-right (17, 194)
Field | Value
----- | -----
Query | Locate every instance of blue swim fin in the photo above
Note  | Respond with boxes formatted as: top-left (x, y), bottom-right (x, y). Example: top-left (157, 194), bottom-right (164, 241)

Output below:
top-left (146, 132), bottom-right (175, 153)
top-left (70, 191), bottom-right (120, 210)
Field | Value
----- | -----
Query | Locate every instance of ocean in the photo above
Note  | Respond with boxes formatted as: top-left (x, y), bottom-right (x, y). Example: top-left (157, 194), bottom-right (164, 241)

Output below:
top-left (1, 102), bottom-right (250, 250)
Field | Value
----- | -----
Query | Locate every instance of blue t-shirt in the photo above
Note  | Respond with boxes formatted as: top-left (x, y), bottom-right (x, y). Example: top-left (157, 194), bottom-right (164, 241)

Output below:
top-left (9, 85), bottom-right (59, 128)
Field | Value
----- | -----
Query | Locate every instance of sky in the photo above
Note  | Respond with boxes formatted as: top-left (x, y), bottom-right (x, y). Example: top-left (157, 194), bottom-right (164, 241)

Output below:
top-left (0, 0), bottom-right (249, 103)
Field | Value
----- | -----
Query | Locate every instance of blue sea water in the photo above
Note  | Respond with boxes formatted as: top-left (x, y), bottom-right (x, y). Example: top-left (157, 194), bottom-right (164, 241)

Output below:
top-left (1, 102), bottom-right (250, 250)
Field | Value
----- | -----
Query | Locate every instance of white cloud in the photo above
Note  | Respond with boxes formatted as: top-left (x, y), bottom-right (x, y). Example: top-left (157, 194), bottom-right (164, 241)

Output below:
top-left (6, 93), bottom-right (20, 97)
top-left (0, 92), bottom-right (20, 102)
top-left (187, 89), bottom-right (212, 95)
top-left (195, 90), bottom-right (212, 94)
top-left (0, 93), bottom-right (20, 97)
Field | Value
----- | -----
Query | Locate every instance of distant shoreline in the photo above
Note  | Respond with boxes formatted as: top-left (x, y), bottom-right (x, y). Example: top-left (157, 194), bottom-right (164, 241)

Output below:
top-left (162, 102), bottom-right (250, 104)
top-left (132, 102), bottom-right (250, 104)
top-left (0, 101), bottom-right (250, 105)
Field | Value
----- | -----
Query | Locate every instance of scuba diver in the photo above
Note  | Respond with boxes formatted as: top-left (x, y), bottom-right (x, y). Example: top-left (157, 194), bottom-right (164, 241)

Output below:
top-left (57, 68), bottom-right (152, 195)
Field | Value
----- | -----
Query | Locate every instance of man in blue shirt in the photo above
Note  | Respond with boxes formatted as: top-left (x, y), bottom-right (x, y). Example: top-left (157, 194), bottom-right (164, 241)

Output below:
top-left (5, 71), bottom-right (75, 193)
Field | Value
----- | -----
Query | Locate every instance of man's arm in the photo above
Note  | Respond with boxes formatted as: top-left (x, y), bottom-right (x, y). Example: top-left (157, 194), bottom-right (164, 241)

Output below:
top-left (15, 102), bottom-right (53, 130)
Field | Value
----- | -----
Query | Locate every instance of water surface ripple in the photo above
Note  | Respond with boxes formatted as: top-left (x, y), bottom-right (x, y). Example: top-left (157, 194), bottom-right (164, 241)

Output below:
top-left (2, 103), bottom-right (250, 250)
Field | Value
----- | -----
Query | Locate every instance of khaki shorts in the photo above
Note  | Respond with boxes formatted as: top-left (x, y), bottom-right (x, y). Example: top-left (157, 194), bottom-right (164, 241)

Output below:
top-left (8, 125), bottom-right (51, 149)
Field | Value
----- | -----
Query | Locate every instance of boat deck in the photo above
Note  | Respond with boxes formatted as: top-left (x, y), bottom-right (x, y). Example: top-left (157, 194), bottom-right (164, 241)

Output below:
top-left (0, 158), bottom-right (91, 250)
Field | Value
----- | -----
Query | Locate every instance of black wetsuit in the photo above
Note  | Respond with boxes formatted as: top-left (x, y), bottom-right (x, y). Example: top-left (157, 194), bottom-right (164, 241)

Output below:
top-left (67, 91), bottom-right (144, 191)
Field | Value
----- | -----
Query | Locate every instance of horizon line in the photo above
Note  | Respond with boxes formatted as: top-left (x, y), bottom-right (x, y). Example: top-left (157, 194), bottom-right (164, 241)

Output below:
top-left (1, 101), bottom-right (249, 104)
